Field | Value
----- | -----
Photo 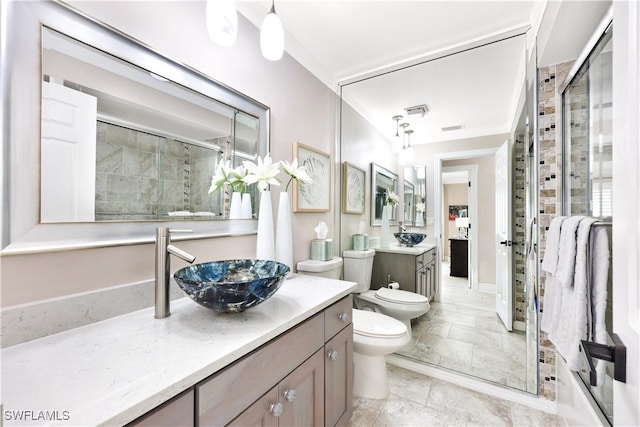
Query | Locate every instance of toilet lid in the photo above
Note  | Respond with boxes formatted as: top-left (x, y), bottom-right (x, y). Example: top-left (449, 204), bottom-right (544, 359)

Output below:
top-left (375, 287), bottom-right (429, 305)
top-left (352, 309), bottom-right (407, 338)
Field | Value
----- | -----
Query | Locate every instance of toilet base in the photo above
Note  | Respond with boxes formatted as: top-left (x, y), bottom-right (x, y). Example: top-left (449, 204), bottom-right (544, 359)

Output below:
top-left (353, 352), bottom-right (390, 399)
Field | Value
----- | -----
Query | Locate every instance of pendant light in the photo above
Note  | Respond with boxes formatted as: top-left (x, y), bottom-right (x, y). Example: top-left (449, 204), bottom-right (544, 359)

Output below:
top-left (403, 129), bottom-right (415, 165)
top-left (260, 0), bottom-right (285, 61)
top-left (205, 0), bottom-right (238, 47)
top-left (392, 115), bottom-right (403, 153)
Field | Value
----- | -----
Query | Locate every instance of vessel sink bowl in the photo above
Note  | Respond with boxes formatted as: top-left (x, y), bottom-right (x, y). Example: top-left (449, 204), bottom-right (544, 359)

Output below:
top-left (174, 259), bottom-right (290, 313)
top-left (393, 232), bottom-right (427, 247)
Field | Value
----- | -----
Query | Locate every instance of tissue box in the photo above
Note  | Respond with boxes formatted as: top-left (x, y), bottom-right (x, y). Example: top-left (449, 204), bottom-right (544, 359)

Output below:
top-left (311, 239), bottom-right (333, 261)
top-left (352, 234), bottom-right (369, 250)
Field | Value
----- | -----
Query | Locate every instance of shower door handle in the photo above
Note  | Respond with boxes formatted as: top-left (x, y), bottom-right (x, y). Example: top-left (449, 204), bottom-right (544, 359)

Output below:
top-left (580, 333), bottom-right (626, 386)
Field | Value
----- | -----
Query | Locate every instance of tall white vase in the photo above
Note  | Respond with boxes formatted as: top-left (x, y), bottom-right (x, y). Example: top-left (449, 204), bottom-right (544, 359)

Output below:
top-left (241, 193), bottom-right (252, 219)
top-left (380, 205), bottom-right (391, 248)
top-left (256, 191), bottom-right (275, 260)
top-left (275, 192), bottom-right (293, 272)
top-left (229, 192), bottom-right (242, 219)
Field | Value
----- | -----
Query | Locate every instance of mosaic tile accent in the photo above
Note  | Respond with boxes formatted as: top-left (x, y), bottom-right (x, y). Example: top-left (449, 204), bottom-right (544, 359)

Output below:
top-left (537, 60), bottom-right (574, 401)
top-left (513, 132), bottom-right (526, 324)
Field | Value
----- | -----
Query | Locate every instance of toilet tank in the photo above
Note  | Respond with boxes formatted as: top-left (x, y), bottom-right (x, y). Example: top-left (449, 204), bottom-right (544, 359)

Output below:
top-left (342, 249), bottom-right (375, 293)
top-left (296, 257), bottom-right (343, 279)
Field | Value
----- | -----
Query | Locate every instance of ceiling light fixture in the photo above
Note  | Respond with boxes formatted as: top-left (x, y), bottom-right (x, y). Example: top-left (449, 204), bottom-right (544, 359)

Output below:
top-left (260, 0), bottom-right (285, 61)
top-left (400, 129), bottom-right (415, 165)
top-left (392, 115), bottom-right (403, 153)
top-left (205, 0), bottom-right (238, 47)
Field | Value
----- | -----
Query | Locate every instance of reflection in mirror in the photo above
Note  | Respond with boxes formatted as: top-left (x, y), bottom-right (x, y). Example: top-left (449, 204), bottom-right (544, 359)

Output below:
top-left (403, 181), bottom-right (414, 225)
top-left (404, 166), bottom-right (426, 226)
top-left (41, 27), bottom-right (259, 223)
top-left (371, 163), bottom-right (398, 226)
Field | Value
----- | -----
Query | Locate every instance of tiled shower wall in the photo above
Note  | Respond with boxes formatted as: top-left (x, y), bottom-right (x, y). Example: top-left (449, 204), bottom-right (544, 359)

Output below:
top-left (513, 132), bottom-right (526, 325)
top-left (537, 60), bottom-right (574, 400)
top-left (95, 121), bottom-right (225, 220)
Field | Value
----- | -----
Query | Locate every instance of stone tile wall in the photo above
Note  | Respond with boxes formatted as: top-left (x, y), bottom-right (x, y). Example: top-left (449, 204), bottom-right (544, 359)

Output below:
top-left (513, 132), bottom-right (526, 325)
top-left (95, 121), bottom-right (225, 220)
top-left (537, 60), bottom-right (574, 400)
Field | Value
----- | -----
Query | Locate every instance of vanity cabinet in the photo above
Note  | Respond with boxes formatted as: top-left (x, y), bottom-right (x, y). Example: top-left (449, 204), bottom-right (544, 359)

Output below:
top-left (127, 296), bottom-right (353, 427)
top-left (197, 295), bottom-right (353, 427)
top-left (372, 247), bottom-right (437, 301)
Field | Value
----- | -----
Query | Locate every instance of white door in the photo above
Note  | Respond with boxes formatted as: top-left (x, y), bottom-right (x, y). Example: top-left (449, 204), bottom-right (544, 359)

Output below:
top-left (613, 2), bottom-right (640, 424)
top-left (41, 81), bottom-right (97, 222)
top-left (495, 140), bottom-right (512, 331)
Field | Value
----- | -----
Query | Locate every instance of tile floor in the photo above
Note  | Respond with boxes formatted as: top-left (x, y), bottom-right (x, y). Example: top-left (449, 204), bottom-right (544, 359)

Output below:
top-left (396, 263), bottom-right (531, 390)
top-left (348, 365), bottom-right (564, 426)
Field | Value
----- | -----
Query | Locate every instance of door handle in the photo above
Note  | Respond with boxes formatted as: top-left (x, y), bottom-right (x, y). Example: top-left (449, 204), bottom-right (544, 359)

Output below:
top-left (499, 240), bottom-right (512, 246)
top-left (580, 333), bottom-right (626, 386)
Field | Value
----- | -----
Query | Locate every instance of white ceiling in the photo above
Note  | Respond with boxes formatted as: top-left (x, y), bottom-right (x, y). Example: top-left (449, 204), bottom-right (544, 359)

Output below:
top-left (236, 1), bottom-right (610, 145)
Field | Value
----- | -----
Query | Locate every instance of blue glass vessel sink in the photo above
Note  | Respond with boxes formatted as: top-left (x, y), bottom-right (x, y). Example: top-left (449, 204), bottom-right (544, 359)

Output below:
top-left (393, 232), bottom-right (427, 247)
top-left (174, 259), bottom-right (290, 313)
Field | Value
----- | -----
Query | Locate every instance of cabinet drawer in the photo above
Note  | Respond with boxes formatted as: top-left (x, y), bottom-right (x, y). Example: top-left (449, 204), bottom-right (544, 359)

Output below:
top-left (423, 248), bottom-right (436, 264)
top-left (197, 313), bottom-right (324, 426)
top-left (128, 388), bottom-right (194, 427)
top-left (324, 295), bottom-right (353, 340)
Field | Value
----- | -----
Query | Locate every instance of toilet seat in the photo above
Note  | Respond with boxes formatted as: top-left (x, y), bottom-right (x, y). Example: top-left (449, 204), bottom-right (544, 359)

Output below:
top-left (375, 287), bottom-right (429, 305)
top-left (352, 309), bottom-right (407, 339)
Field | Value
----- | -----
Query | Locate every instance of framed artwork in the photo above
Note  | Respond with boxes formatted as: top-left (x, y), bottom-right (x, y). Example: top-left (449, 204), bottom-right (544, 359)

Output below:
top-left (342, 162), bottom-right (365, 214)
top-left (448, 205), bottom-right (468, 220)
top-left (294, 142), bottom-right (331, 212)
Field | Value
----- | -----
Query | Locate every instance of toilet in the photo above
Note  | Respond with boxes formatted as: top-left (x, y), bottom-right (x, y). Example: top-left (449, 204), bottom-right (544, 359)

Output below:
top-left (296, 257), bottom-right (410, 399)
top-left (342, 249), bottom-right (430, 337)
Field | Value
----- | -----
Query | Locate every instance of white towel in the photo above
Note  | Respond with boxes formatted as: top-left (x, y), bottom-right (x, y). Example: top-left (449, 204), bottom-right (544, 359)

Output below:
top-left (540, 216), bottom-right (567, 334)
top-left (590, 226), bottom-right (610, 384)
top-left (556, 216), bottom-right (584, 288)
top-left (555, 218), bottom-right (597, 370)
top-left (541, 216), bottom-right (566, 274)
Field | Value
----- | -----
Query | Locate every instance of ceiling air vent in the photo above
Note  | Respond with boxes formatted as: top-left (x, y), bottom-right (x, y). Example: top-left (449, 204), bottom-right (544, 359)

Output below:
top-left (441, 124), bottom-right (464, 132)
top-left (404, 104), bottom-right (429, 117)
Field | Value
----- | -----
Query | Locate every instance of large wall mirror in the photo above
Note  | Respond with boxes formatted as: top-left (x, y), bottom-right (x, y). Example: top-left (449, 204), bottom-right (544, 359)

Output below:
top-left (1, 1), bottom-right (269, 252)
top-left (371, 163), bottom-right (398, 226)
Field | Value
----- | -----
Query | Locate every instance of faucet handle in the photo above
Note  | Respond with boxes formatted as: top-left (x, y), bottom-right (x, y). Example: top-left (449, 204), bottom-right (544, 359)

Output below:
top-left (168, 229), bottom-right (193, 233)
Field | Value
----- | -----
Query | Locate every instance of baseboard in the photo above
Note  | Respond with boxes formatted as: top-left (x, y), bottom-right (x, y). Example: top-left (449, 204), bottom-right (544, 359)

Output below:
top-left (477, 282), bottom-right (496, 294)
top-left (386, 355), bottom-right (558, 415)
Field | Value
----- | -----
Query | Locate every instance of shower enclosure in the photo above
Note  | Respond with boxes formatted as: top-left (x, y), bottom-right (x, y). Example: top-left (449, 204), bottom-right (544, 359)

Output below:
top-left (561, 16), bottom-right (614, 425)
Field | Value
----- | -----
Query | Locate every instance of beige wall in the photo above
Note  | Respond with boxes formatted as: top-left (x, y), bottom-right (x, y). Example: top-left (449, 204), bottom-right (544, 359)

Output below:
top-left (1, 2), bottom-right (338, 307)
top-left (443, 183), bottom-right (468, 258)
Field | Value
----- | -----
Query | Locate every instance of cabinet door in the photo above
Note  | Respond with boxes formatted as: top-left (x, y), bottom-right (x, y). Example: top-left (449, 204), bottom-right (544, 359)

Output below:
top-left (325, 325), bottom-right (353, 427)
top-left (228, 387), bottom-right (279, 427)
top-left (128, 389), bottom-right (194, 427)
top-left (279, 349), bottom-right (325, 426)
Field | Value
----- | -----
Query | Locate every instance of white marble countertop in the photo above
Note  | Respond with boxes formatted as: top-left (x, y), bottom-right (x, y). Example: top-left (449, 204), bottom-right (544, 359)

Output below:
top-left (372, 243), bottom-right (436, 255)
top-left (1, 275), bottom-right (356, 426)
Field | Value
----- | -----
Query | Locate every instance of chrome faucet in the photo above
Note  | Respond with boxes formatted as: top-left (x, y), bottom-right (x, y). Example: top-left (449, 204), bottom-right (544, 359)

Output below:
top-left (399, 221), bottom-right (407, 233)
top-left (155, 227), bottom-right (196, 319)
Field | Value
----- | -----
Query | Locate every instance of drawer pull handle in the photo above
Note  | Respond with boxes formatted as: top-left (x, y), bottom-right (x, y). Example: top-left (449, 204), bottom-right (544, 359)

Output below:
top-left (270, 402), bottom-right (283, 417)
top-left (338, 312), bottom-right (349, 322)
top-left (283, 388), bottom-right (297, 402)
top-left (327, 350), bottom-right (339, 361)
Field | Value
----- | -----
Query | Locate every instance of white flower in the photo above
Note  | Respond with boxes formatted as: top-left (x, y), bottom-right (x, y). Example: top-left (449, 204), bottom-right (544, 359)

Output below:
top-left (242, 154), bottom-right (282, 192)
top-left (416, 202), bottom-right (425, 213)
top-left (208, 160), bottom-right (233, 194)
top-left (386, 191), bottom-right (399, 207)
top-left (281, 159), bottom-right (312, 191)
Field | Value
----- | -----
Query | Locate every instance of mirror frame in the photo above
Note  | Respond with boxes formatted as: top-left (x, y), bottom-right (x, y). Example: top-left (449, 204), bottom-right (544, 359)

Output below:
top-left (1, 1), bottom-right (269, 254)
top-left (370, 163), bottom-right (398, 226)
